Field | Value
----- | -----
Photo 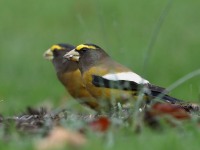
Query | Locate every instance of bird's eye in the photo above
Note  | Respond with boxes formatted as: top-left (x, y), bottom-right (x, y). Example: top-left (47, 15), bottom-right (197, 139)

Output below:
top-left (53, 50), bottom-right (59, 56)
top-left (81, 48), bottom-right (88, 52)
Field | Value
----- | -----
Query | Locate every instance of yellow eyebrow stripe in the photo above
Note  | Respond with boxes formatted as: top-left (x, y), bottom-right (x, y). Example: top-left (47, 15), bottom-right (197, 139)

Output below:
top-left (76, 44), bottom-right (96, 51)
top-left (50, 45), bottom-right (63, 51)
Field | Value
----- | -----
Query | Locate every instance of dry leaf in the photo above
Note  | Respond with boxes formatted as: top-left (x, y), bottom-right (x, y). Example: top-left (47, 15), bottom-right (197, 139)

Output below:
top-left (150, 103), bottom-right (190, 119)
top-left (36, 127), bottom-right (86, 150)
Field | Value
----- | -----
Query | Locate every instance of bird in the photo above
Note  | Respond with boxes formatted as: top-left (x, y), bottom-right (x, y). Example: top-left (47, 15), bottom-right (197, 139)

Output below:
top-left (63, 43), bottom-right (183, 111)
top-left (43, 43), bottom-right (99, 111)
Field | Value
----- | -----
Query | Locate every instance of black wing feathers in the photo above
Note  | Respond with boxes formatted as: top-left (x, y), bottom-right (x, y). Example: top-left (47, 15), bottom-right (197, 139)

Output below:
top-left (92, 75), bottom-right (182, 104)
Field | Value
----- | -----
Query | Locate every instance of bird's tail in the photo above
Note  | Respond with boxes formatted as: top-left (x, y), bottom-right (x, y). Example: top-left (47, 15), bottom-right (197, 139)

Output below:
top-left (150, 92), bottom-right (183, 104)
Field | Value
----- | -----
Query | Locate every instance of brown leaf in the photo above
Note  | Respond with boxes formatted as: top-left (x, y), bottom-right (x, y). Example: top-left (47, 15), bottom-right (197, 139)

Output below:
top-left (151, 103), bottom-right (190, 120)
top-left (36, 127), bottom-right (86, 150)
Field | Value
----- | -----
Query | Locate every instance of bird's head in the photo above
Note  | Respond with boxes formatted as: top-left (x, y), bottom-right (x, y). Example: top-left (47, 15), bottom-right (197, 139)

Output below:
top-left (44, 43), bottom-right (77, 73)
top-left (44, 43), bottom-right (75, 61)
top-left (63, 43), bottom-right (109, 73)
top-left (63, 43), bottom-right (108, 62)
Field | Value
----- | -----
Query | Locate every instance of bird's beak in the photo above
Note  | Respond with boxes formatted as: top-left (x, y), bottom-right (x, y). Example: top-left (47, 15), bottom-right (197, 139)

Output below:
top-left (63, 49), bottom-right (80, 62)
top-left (43, 49), bottom-right (53, 60)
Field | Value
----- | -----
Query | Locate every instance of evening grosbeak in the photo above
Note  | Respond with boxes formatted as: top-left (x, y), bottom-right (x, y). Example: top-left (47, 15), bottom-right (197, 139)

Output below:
top-left (43, 44), bottom-right (99, 110)
top-left (63, 44), bottom-right (182, 110)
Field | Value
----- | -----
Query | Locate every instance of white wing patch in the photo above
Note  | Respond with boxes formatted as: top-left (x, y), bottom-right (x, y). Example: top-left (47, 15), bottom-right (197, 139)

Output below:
top-left (102, 72), bottom-right (149, 84)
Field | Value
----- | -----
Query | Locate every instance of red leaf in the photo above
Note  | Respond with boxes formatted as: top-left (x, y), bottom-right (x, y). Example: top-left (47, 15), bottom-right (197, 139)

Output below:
top-left (89, 117), bottom-right (110, 132)
top-left (151, 103), bottom-right (190, 120)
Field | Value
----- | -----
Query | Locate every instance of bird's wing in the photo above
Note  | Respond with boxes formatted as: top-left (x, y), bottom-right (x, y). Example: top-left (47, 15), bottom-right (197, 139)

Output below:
top-left (92, 73), bottom-right (167, 92)
top-left (92, 75), bottom-right (182, 104)
top-left (92, 74), bottom-right (139, 90)
top-left (101, 71), bottom-right (149, 84)
top-left (146, 84), bottom-right (168, 95)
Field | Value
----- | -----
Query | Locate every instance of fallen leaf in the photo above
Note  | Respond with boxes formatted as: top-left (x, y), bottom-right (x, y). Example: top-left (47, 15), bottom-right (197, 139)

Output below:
top-left (36, 127), bottom-right (86, 150)
top-left (151, 103), bottom-right (190, 119)
top-left (89, 117), bottom-right (110, 132)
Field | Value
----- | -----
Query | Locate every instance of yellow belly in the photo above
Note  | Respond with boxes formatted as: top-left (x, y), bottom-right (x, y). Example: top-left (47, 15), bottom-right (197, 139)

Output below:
top-left (58, 69), bottom-right (99, 110)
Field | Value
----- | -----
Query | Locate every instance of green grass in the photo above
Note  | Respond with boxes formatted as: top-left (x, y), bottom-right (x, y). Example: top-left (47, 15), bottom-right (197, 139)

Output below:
top-left (83, 127), bottom-right (200, 150)
top-left (0, 0), bottom-right (200, 149)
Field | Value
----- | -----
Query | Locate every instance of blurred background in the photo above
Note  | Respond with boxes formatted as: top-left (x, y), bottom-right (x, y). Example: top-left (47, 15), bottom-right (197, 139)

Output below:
top-left (0, 0), bottom-right (200, 115)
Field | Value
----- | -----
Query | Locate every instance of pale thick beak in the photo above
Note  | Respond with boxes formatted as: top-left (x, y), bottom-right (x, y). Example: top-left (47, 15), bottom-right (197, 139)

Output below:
top-left (43, 49), bottom-right (53, 60)
top-left (63, 49), bottom-right (80, 62)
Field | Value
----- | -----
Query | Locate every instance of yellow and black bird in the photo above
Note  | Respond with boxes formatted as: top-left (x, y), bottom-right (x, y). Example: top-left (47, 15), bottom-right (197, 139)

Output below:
top-left (43, 43), bottom-right (99, 110)
top-left (64, 44), bottom-right (182, 110)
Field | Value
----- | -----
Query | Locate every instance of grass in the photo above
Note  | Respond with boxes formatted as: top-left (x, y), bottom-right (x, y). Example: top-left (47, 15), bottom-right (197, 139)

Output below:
top-left (83, 128), bottom-right (200, 150)
top-left (0, 0), bottom-right (200, 149)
